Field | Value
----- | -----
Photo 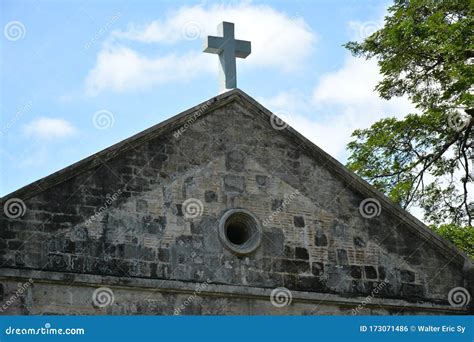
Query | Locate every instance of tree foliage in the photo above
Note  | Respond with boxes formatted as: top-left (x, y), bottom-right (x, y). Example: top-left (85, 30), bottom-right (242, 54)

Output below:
top-left (345, 0), bottom-right (473, 111)
top-left (344, 0), bottom-right (473, 228)
top-left (430, 224), bottom-right (474, 257)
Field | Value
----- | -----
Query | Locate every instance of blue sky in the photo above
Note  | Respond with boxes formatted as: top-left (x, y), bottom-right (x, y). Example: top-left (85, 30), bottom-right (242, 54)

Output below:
top-left (1, 0), bottom-right (415, 196)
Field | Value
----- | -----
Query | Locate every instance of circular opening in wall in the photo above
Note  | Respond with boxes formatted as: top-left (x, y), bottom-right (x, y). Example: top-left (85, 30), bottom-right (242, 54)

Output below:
top-left (226, 221), bottom-right (251, 245)
top-left (219, 209), bottom-right (262, 255)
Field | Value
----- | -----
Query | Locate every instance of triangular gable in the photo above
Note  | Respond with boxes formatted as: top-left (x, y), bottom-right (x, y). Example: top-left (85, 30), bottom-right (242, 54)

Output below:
top-left (1, 88), bottom-right (470, 268)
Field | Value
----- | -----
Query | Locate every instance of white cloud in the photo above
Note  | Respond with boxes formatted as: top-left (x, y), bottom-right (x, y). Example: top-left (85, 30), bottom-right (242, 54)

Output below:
top-left (115, 2), bottom-right (316, 69)
top-left (85, 2), bottom-right (317, 95)
top-left (24, 117), bottom-right (77, 140)
top-left (86, 47), bottom-right (211, 95)
top-left (314, 57), bottom-right (382, 106)
top-left (310, 57), bottom-right (415, 158)
top-left (259, 57), bottom-right (416, 161)
top-left (313, 56), bottom-right (415, 117)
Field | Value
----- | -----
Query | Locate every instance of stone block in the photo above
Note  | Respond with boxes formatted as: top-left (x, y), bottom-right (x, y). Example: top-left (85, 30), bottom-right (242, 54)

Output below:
top-left (225, 150), bottom-right (245, 172)
top-left (295, 247), bottom-right (309, 260)
top-left (293, 216), bottom-right (305, 228)
top-left (204, 190), bottom-right (217, 203)
top-left (223, 175), bottom-right (245, 193)
top-left (364, 266), bottom-right (378, 279)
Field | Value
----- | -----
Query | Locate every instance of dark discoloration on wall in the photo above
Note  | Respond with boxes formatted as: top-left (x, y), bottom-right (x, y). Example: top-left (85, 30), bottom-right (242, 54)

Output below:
top-left (0, 90), bottom-right (471, 315)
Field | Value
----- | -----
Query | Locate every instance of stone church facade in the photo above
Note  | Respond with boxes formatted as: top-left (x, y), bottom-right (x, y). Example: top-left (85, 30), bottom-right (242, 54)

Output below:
top-left (1, 89), bottom-right (472, 315)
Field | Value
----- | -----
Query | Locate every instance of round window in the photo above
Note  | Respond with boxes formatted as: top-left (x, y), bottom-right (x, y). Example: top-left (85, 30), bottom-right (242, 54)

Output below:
top-left (218, 209), bottom-right (262, 255)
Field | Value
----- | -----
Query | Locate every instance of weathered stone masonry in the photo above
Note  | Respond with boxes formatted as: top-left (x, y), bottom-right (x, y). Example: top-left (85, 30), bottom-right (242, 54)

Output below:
top-left (1, 89), bottom-right (472, 315)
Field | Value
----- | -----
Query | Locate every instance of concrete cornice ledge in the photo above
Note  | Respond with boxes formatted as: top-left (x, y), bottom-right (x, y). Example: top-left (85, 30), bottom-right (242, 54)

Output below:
top-left (0, 268), bottom-right (467, 314)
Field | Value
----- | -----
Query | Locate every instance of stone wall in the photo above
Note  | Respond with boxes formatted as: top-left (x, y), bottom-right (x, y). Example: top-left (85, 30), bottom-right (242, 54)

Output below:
top-left (1, 91), bottom-right (471, 314)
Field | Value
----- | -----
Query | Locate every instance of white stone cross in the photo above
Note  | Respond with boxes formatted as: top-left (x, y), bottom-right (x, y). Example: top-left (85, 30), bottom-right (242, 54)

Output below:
top-left (203, 22), bottom-right (251, 92)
